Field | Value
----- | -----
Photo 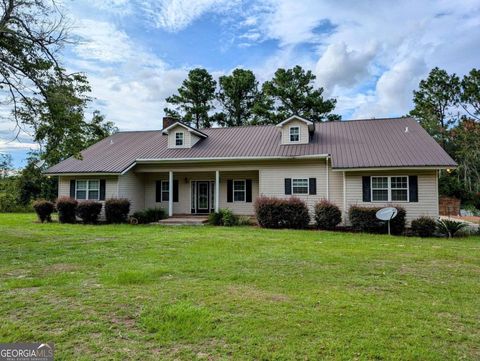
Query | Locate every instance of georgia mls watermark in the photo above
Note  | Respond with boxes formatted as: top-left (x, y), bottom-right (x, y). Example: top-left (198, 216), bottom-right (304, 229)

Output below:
top-left (0, 343), bottom-right (54, 361)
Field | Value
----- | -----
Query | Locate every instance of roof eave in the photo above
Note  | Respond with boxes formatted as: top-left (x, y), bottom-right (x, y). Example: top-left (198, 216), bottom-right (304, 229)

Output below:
top-left (332, 165), bottom-right (457, 172)
top-left (161, 122), bottom-right (208, 138)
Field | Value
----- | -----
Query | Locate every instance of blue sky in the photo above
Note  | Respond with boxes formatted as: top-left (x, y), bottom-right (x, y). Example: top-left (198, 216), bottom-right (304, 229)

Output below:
top-left (1, 0), bottom-right (480, 167)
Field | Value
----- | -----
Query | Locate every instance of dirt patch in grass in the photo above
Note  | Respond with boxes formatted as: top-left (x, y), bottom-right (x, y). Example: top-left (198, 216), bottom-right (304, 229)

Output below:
top-left (226, 285), bottom-right (290, 302)
top-left (44, 263), bottom-right (81, 273)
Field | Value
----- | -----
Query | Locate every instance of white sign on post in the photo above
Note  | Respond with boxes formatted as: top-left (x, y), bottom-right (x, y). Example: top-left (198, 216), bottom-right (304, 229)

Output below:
top-left (376, 207), bottom-right (398, 235)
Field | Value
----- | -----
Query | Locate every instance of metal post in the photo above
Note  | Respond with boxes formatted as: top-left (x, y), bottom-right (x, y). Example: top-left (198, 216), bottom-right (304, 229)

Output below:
top-left (215, 170), bottom-right (220, 213)
top-left (168, 171), bottom-right (173, 217)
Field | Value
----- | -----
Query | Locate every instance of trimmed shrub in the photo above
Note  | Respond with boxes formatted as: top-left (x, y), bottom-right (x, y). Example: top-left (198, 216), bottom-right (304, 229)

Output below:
top-left (76, 201), bottom-right (103, 224)
top-left (131, 208), bottom-right (166, 224)
top-left (33, 200), bottom-right (55, 223)
top-left (436, 219), bottom-right (469, 238)
top-left (208, 209), bottom-right (239, 226)
top-left (348, 205), bottom-right (406, 235)
top-left (207, 211), bottom-right (224, 226)
top-left (56, 196), bottom-right (78, 223)
top-left (255, 196), bottom-right (310, 229)
top-left (314, 200), bottom-right (342, 230)
top-left (221, 209), bottom-right (238, 227)
top-left (411, 217), bottom-right (437, 237)
top-left (237, 215), bottom-right (253, 226)
top-left (105, 198), bottom-right (130, 223)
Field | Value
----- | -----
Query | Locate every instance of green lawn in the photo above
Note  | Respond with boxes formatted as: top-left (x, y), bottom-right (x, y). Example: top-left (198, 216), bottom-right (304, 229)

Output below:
top-left (0, 214), bottom-right (479, 360)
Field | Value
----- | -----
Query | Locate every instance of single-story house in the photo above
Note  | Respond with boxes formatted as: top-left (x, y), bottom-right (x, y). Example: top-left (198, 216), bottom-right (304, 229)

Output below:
top-left (44, 116), bottom-right (456, 224)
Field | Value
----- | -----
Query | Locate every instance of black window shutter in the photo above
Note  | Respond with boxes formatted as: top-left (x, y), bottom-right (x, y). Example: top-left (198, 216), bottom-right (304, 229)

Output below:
top-left (246, 179), bottom-right (252, 202)
top-left (409, 176), bottom-right (418, 202)
top-left (99, 179), bottom-right (106, 200)
top-left (309, 178), bottom-right (317, 195)
top-left (285, 178), bottom-right (292, 195)
top-left (70, 180), bottom-right (76, 198)
top-left (227, 180), bottom-right (233, 203)
top-left (362, 176), bottom-right (371, 202)
top-left (155, 181), bottom-right (161, 202)
top-left (173, 180), bottom-right (179, 202)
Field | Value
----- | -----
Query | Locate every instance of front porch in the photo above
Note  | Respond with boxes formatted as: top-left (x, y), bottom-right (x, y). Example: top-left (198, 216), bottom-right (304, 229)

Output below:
top-left (136, 169), bottom-right (259, 217)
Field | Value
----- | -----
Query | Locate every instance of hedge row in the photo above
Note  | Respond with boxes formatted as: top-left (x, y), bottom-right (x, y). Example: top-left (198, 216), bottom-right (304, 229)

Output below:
top-left (348, 205), bottom-right (406, 235)
top-left (254, 196), bottom-right (310, 229)
top-left (32, 197), bottom-right (131, 224)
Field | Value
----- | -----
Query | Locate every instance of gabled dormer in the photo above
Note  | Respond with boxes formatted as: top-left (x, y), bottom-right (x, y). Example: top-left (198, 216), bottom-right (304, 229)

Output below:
top-left (162, 121), bottom-right (208, 149)
top-left (276, 115), bottom-right (314, 145)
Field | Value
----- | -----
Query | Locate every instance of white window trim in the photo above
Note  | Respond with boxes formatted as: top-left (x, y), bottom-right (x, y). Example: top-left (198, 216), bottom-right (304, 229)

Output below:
top-left (292, 178), bottom-right (309, 195)
top-left (76, 179), bottom-right (100, 201)
top-left (175, 132), bottom-right (184, 146)
top-left (161, 180), bottom-right (169, 202)
top-left (233, 179), bottom-right (246, 202)
top-left (289, 126), bottom-right (300, 142)
top-left (371, 176), bottom-right (409, 203)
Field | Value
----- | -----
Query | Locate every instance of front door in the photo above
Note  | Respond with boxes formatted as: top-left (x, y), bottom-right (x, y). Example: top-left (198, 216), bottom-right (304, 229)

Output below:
top-left (196, 181), bottom-right (210, 214)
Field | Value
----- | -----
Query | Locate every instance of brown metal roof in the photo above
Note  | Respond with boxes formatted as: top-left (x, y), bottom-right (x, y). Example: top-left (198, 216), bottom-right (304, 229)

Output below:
top-left (45, 117), bottom-right (456, 174)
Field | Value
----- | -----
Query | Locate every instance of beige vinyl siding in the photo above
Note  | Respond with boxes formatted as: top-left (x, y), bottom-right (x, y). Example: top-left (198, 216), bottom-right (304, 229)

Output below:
top-left (259, 160), bottom-right (327, 218)
top-left (167, 124), bottom-right (200, 148)
top-left (58, 176), bottom-right (118, 219)
top-left (328, 163), bottom-right (345, 211)
top-left (281, 119), bottom-right (309, 145)
top-left (343, 170), bottom-right (439, 224)
top-left (117, 172), bottom-right (145, 213)
top-left (58, 176), bottom-right (118, 199)
top-left (219, 171), bottom-right (259, 215)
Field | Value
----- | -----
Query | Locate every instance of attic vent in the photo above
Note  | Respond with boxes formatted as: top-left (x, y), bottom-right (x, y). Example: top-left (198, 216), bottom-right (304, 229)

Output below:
top-left (405, 126), bottom-right (409, 133)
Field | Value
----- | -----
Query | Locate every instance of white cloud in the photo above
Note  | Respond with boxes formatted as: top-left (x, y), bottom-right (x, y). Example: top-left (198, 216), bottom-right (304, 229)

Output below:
top-left (0, 139), bottom-right (39, 151)
top-left (315, 42), bottom-right (377, 94)
top-left (248, 0), bottom-right (480, 118)
top-left (71, 20), bottom-right (157, 64)
top-left (353, 58), bottom-right (427, 118)
top-left (139, 0), bottom-right (240, 32)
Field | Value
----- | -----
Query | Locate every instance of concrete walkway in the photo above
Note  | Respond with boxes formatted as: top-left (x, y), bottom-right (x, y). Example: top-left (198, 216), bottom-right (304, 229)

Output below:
top-left (157, 216), bottom-right (209, 226)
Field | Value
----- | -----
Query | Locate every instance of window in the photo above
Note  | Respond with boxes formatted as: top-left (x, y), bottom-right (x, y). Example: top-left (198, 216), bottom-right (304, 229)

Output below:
top-left (371, 177), bottom-right (389, 201)
top-left (371, 176), bottom-right (409, 202)
top-left (161, 181), bottom-right (169, 202)
top-left (289, 126), bottom-right (300, 142)
top-left (391, 176), bottom-right (408, 201)
top-left (233, 180), bottom-right (246, 202)
top-left (292, 178), bottom-right (308, 194)
top-left (76, 180), bottom-right (100, 200)
top-left (175, 132), bottom-right (184, 146)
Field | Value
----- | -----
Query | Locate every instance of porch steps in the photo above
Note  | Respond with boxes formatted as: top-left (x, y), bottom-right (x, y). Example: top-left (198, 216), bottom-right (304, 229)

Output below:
top-left (156, 216), bottom-right (209, 226)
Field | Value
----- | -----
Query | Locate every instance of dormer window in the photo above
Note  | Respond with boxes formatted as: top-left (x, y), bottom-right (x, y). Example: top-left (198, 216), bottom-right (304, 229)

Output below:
top-left (290, 126), bottom-right (300, 142)
top-left (162, 121), bottom-right (208, 149)
top-left (276, 116), bottom-right (314, 145)
top-left (175, 132), bottom-right (184, 146)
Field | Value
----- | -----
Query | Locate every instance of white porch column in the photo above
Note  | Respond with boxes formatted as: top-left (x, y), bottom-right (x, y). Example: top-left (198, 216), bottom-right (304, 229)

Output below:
top-left (343, 171), bottom-right (347, 225)
top-left (215, 170), bottom-right (220, 212)
top-left (168, 171), bottom-right (173, 217)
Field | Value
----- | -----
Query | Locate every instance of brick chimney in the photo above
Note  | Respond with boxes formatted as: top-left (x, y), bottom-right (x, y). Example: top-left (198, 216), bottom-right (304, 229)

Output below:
top-left (162, 116), bottom-right (178, 130)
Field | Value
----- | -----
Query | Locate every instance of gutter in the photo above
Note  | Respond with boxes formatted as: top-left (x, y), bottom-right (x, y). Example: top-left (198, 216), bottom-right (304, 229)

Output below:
top-left (43, 172), bottom-right (121, 176)
top-left (332, 165), bottom-right (457, 172)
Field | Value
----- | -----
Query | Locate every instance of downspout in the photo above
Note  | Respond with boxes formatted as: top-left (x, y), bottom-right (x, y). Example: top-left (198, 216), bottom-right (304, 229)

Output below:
top-left (343, 171), bottom-right (347, 225)
top-left (326, 156), bottom-right (330, 201)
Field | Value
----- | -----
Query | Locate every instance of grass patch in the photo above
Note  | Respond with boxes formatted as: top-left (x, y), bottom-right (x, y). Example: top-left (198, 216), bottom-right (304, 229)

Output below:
top-left (0, 213), bottom-right (479, 360)
top-left (140, 301), bottom-right (214, 342)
